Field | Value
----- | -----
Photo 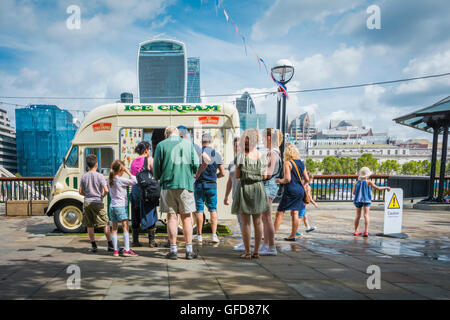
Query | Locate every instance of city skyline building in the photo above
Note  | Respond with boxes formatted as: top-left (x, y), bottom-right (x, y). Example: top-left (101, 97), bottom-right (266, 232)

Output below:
top-left (15, 105), bottom-right (78, 177)
top-left (0, 108), bottom-right (17, 173)
top-left (137, 39), bottom-right (187, 103)
top-left (288, 112), bottom-right (318, 141)
top-left (187, 57), bottom-right (201, 103)
top-left (235, 92), bottom-right (266, 131)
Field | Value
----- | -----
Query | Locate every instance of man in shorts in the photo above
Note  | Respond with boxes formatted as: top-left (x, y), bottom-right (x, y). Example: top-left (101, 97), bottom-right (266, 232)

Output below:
top-left (153, 126), bottom-right (200, 260)
top-left (193, 133), bottom-right (225, 243)
top-left (79, 154), bottom-right (112, 253)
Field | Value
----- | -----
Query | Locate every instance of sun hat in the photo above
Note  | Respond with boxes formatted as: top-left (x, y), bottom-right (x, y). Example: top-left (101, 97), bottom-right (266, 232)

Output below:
top-left (358, 167), bottom-right (372, 180)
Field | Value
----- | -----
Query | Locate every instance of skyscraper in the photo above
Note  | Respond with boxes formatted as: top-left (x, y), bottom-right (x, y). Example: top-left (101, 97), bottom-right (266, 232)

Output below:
top-left (137, 39), bottom-right (187, 103)
top-left (187, 57), bottom-right (201, 103)
top-left (235, 92), bottom-right (266, 131)
top-left (15, 105), bottom-right (78, 177)
top-left (0, 108), bottom-right (17, 173)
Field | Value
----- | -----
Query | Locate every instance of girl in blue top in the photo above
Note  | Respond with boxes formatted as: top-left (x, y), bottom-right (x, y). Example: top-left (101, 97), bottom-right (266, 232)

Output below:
top-left (352, 167), bottom-right (390, 237)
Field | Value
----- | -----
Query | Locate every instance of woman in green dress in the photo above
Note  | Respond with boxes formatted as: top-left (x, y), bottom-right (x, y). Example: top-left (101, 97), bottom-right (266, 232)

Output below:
top-left (232, 129), bottom-right (270, 259)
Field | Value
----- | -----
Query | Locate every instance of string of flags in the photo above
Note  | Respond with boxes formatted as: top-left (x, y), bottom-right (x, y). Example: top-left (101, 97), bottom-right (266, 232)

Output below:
top-left (201, 0), bottom-right (288, 98)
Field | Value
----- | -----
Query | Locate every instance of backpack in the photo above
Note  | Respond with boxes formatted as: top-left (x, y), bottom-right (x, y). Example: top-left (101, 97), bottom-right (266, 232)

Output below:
top-left (136, 157), bottom-right (160, 207)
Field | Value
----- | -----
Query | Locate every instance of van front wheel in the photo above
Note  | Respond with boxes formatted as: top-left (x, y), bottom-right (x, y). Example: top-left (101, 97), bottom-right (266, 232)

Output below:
top-left (54, 202), bottom-right (85, 233)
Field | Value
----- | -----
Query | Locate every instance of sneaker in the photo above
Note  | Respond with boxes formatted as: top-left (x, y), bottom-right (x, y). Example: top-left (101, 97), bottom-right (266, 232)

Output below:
top-left (260, 246), bottom-right (277, 256)
top-left (193, 234), bottom-right (203, 243)
top-left (363, 232), bottom-right (369, 237)
top-left (88, 247), bottom-right (98, 253)
top-left (122, 249), bottom-right (139, 257)
top-left (233, 242), bottom-right (245, 252)
top-left (259, 244), bottom-right (268, 252)
top-left (186, 251), bottom-right (198, 260)
top-left (306, 227), bottom-right (316, 233)
top-left (107, 245), bottom-right (115, 252)
top-left (295, 232), bottom-right (302, 236)
top-left (113, 250), bottom-right (120, 257)
top-left (211, 234), bottom-right (220, 243)
top-left (166, 251), bottom-right (178, 260)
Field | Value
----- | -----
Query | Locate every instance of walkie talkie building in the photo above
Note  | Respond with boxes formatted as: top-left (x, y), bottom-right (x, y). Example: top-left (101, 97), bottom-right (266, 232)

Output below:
top-left (137, 39), bottom-right (187, 103)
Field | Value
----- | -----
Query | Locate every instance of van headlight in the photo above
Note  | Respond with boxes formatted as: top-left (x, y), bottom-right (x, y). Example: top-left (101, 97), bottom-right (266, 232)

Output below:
top-left (55, 182), bottom-right (63, 194)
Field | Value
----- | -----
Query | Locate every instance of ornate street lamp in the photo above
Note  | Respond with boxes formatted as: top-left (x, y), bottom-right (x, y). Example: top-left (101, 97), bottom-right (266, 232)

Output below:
top-left (272, 59), bottom-right (294, 155)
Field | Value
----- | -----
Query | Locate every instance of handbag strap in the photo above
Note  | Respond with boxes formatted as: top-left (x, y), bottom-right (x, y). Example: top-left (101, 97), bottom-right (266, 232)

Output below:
top-left (290, 160), bottom-right (304, 186)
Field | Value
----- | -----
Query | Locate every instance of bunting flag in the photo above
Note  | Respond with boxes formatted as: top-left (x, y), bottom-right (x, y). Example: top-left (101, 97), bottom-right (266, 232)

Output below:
top-left (241, 36), bottom-right (247, 56)
top-left (259, 57), bottom-right (269, 75)
top-left (204, 0), bottom-right (278, 85)
top-left (223, 9), bottom-right (229, 21)
top-left (231, 20), bottom-right (239, 34)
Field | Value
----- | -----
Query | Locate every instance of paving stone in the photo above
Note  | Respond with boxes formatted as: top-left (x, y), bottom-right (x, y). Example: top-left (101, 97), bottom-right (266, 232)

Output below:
top-left (288, 280), bottom-right (368, 300)
top-left (393, 283), bottom-right (450, 299)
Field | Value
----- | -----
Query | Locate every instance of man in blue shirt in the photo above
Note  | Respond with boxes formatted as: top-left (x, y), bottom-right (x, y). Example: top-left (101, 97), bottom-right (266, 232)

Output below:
top-left (193, 133), bottom-right (225, 243)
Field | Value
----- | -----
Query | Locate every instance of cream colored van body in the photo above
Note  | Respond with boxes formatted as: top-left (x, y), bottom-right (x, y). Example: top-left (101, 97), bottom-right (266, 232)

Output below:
top-left (47, 103), bottom-right (240, 232)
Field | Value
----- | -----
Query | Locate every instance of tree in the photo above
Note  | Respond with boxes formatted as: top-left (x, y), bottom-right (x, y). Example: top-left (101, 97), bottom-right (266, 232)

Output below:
top-left (321, 156), bottom-right (341, 174)
top-left (380, 160), bottom-right (401, 175)
top-left (338, 157), bottom-right (357, 174)
top-left (305, 158), bottom-right (321, 174)
top-left (357, 153), bottom-right (379, 173)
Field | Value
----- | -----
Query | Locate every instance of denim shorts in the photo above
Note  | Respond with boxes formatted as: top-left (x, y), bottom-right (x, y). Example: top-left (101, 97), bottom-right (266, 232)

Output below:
top-left (194, 184), bottom-right (217, 212)
top-left (264, 178), bottom-right (279, 199)
top-left (109, 206), bottom-right (129, 222)
top-left (298, 208), bottom-right (306, 218)
top-left (354, 202), bottom-right (371, 208)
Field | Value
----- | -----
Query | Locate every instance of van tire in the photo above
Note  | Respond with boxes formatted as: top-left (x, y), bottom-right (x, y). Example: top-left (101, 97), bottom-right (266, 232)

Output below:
top-left (54, 201), bottom-right (85, 233)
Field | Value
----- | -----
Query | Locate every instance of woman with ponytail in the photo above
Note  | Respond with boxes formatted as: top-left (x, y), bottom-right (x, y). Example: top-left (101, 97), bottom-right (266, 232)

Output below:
top-left (130, 141), bottom-right (157, 247)
top-left (109, 160), bottom-right (138, 256)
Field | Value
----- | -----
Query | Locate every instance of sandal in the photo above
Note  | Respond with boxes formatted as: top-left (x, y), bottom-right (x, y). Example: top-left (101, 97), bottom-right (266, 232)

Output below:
top-left (353, 232), bottom-right (362, 236)
top-left (252, 253), bottom-right (260, 259)
top-left (240, 252), bottom-right (252, 260)
top-left (363, 232), bottom-right (369, 237)
top-left (284, 237), bottom-right (296, 242)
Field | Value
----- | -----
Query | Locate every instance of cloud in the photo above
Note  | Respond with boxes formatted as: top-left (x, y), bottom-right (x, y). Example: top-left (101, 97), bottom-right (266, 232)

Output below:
top-left (251, 0), bottom-right (360, 41)
top-left (292, 45), bottom-right (365, 87)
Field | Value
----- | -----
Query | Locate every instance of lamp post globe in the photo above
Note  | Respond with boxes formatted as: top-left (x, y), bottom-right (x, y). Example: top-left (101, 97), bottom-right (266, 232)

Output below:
top-left (271, 59), bottom-right (294, 155)
top-left (271, 59), bottom-right (294, 85)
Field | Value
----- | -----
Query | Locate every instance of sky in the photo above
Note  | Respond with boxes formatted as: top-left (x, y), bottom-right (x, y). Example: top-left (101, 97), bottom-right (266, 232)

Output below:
top-left (1, 0), bottom-right (450, 140)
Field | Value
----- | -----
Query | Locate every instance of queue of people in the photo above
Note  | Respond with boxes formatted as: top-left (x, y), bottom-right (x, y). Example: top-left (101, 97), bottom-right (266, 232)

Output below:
top-left (78, 126), bottom-right (390, 260)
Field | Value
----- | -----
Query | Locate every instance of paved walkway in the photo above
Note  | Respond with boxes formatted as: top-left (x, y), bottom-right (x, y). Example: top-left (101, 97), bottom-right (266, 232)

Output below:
top-left (0, 204), bottom-right (449, 300)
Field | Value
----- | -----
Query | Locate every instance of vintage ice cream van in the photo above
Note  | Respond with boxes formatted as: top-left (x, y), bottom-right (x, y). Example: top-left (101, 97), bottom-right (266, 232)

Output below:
top-left (46, 102), bottom-right (240, 232)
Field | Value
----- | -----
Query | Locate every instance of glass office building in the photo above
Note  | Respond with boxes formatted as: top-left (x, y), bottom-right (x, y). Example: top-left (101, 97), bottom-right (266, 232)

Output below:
top-left (138, 39), bottom-right (187, 103)
top-left (15, 105), bottom-right (78, 177)
top-left (235, 92), bottom-right (265, 131)
top-left (187, 57), bottom-right (201, 103)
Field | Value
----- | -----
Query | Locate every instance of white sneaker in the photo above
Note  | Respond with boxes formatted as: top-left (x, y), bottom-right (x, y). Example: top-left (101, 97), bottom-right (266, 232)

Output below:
top-left (233, 242), bottom-right (245, 251)
top-left (194, 234), bottom-right (203, 242)
top-left (260, 245), bottom-right (277, 256)
top-left (211, 234), bottom-right (220, 243)
top-left (259, 244), bottom-right (268, 252)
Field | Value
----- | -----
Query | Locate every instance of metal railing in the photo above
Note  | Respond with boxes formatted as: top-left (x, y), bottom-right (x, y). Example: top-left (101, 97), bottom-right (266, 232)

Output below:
top-left (0, 177), bottom-right (54, 203)
top-left (0, 175), bottom-right (448, 204)
top-left (310, 174), bottom-right (389, 202)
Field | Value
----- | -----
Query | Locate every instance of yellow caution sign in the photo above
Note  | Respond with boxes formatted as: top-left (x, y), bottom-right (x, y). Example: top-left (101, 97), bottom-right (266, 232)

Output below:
top-left (388, 193), bottom-right (400, 209)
